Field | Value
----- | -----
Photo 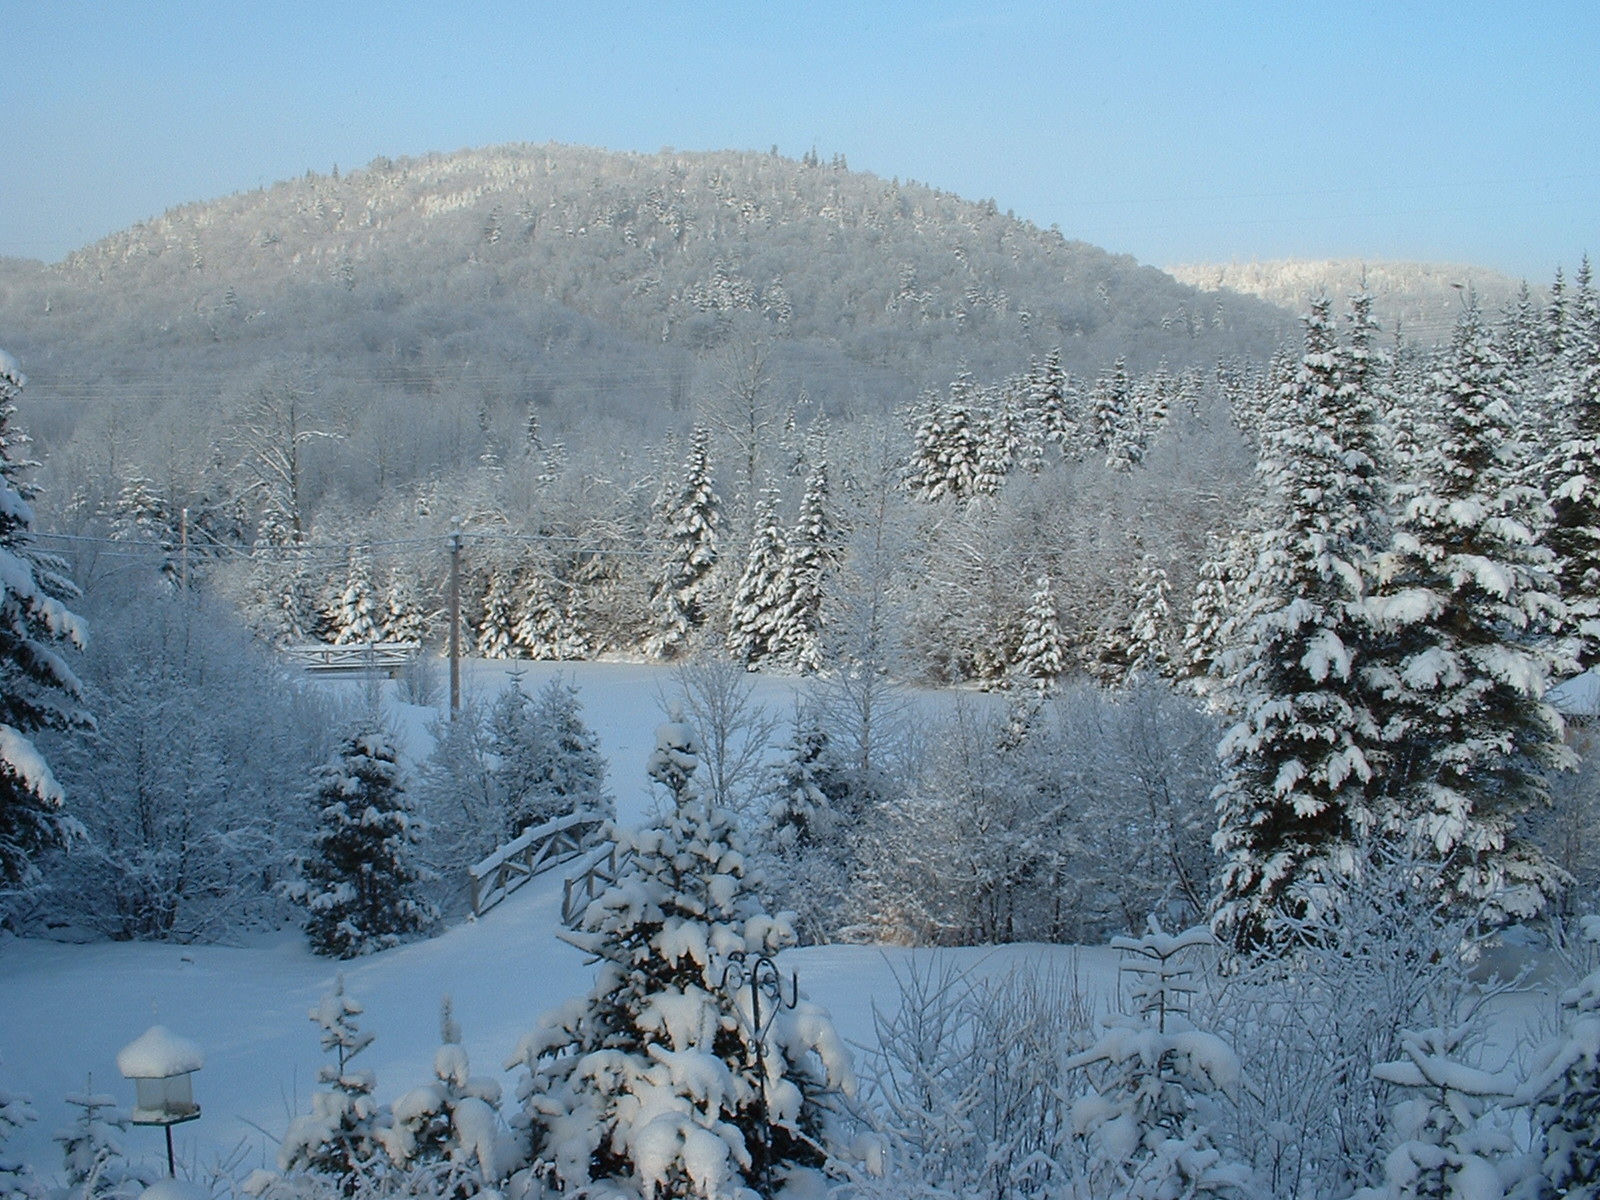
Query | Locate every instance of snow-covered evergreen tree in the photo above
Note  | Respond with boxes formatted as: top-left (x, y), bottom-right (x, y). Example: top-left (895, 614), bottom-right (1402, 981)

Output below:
top-left (1125, 553), bottom-right (1174, 682)
top-left (299, 728), bottom-right (434, 959)
top-left (974, 384), bottom-right (1021, 496)
top-left (1029, 348), bottom-right (1078, 458)
top-left (648, 427), bottom-right (722, 660)
top-left (1518, 914), bottom-right (1600, 1198)
top-left (411, 699), bottom-right (501, 907)
top-left (0, 350), bottom-right (90, 897)
top-left (1212, 295), bottom-right (1392, 951)
top-left (1361, 1024), bottom-right (1516, 1200)
top-left (771, 462), bottom-right (835, 672)
top-left (528, 674), bottom-right (612, 823)
top-left (726, 489), bottom-right (788, 668)
top-left (506, 714), bottom-right (854, 1200)
top-left (758, 708), bottom-right (852, 944)
top-left (0, 1054), bottom-right (39, 1200)
top-left (1546, 258), bottom-right (1600, 671)
top-left (381, 997), bottom-right (506, 1195)
top-left (905, 372), bottom-right (982, 502)
top-left (279, 979), bottom-right (388, 1196)
top-left (1066, 924), bottom-right (1248, 1199)
top-left (1013, 575), bottom-right (1066, 696)
top-left (488, 674), bottom-right (611, 836)
top-left (512, 568), bottom-right (590, 661)
top-left (1093, 358), bottom-right (1139, 471)
top-left (1180, 533), bottom-right (1247, 692)
top-left (476, 568), bottom-right (518, 660)
top-left (54, 1081), bottom-right (148, 1200)
top-left (328, 551), bottom-right (383, 645)
top-left (1366, 296), bottom-right (1572, 919)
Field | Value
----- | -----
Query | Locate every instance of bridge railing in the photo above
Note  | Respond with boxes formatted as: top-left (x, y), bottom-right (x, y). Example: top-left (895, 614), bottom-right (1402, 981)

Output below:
top-left (468, 811), bottom-right (608, 916)
top-left (560, 839), bottom-right (636, 928)
top-left (282, 641), bottom-right (422, 677)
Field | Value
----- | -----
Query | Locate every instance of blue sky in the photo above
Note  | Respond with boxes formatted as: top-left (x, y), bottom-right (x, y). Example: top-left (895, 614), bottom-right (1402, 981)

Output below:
top-left (4, 1), bottom-right (1595, 279)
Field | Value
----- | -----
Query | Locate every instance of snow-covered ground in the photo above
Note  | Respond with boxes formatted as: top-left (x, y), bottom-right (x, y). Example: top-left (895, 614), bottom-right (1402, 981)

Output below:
top-left (0, 867), bottom-right (1118, 1183)
top-left (0, 657), bottom-right (1023, 1184)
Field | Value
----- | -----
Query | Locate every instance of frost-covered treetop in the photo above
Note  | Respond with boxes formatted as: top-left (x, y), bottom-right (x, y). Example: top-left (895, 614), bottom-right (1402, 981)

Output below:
top-left (115, 1026), bottom-right (203, 1078)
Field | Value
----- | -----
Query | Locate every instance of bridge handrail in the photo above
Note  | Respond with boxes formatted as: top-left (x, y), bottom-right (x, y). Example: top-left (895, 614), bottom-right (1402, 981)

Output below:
top-left (468, 810), bottom-right (608, 916)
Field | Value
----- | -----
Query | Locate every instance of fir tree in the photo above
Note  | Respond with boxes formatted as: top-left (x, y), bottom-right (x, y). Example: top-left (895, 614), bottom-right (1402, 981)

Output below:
top-left (0, 1053), bottom-right (39, 1200)
top-left (1126, 552), bottom-right (1175, 681)
top-left (1066, 924), bottom-right (1248, 1199)
top-left (1013, 575), bottom-right (1066, 696)
top-left (906, 372), bottom-right (982, 502)
top-left (759, 708), bottom-right (851, 943)
top-left (1212, 296), bottom-right (1391, 951)
top-left (489, 675), bottom-right (611, 836)
top-left (1548, 257), bottom-right (1600, 670)
top-left (476, 570), bottom-right (518, 660)
top-left (974, 384), bottom-right (1021, 496)
top-left (1364, 1025), bottom-right (1515, 1200)
top-left (1366, 297), bottom-right (1572, 919)
top-left (300, 728), bottom-right (434, 959)
top-left (381, 997), bottom-right (506, 1195)
top-left (648, 427), bottom-right (721, 660)
top-left (726, 489), bottom-right (788, 668)
top-left (506, 714), bottom-right (854, 1199)
top-left (528, 674), bottom-right (612, 823)
top-left (280, 978), bottom-right (388, 1196)
top-left (770, 461), bottom-right (835, 673)
top-left (0, 350), bottom-right (90, 894)
top-left (1029, 348), bottom-right (1078, 458)
top-left (512, 568), bottom-right (590, 661)
top-left (1518, 915), bottom-right (1600, 1197)
top-left (54, 1081), bottom-right (147, 1200)
top-left (329, 550), bottom-right (382, 645)
top-left (1180, 533), bottom-right (1243, 690)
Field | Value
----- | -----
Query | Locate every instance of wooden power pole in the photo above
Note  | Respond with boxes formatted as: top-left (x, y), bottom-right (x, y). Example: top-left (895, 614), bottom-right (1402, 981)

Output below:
top-left (449, 519), bottom-right (463, 716)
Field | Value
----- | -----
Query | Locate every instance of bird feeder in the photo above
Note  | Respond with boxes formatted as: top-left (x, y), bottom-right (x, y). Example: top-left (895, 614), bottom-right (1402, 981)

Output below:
top-left (117, 1026), bottom-right (203, 1175)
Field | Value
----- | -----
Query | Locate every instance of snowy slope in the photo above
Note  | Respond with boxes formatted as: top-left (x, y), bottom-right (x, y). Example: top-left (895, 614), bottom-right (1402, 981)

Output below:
top-left (0, 868), bottom-right (1113, 1184)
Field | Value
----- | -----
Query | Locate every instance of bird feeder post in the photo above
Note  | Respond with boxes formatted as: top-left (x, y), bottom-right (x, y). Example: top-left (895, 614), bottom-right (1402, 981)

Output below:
top-left (117, 1027), bottom-right (203, 1177)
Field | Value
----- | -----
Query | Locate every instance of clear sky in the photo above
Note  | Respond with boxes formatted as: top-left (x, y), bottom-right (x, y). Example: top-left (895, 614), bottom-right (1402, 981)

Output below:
top-left (4, 1), bottom-right (1595, 280)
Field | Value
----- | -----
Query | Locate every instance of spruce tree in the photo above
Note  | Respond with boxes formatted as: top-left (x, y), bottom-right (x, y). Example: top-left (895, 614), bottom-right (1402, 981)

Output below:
top-left (1547, 256), bottom-right (1600, 670)
top-left (301, 728), bottom-right (434, 958)
top-left (1013, 575), bottom-right (1066, 696)
top-left (1066, 924), bottom-right (1248, 1199)
top-left (382, 998), bottom-right (506, 1194)
top-left (726, 488), bottom-right (788, 668)
top-left (1366, 296), bottom-right (1571, 919)
top-left (1212, 296), bottom-right (1391, 951)
top-left (280, 978), bottom-right (387, 1195)
top-left (0, 350), bottom-right (90, 894)
top-left (0, 1053), bottom-right (39, 1200)
top-left (507, 713), bottom-right (854, 1199)
top-left (772, 462), bottom-right (836, 672)
top-left (54, 1081), bottom-right (147, 1200)
top-left (1126, 552), bottom-right (1175, 681)
top-left (648, 427), bottom-right (722, 660)
top-left (1519, 916), bottom-right (1600, 1197)
top-left (476, 570), bottom-right (518, 660)
top-left (329, 550), bottom-right (383, 645)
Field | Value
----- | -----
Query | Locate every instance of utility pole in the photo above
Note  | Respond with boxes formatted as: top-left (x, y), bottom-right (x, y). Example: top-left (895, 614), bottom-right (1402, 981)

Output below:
top-left (449, 519), bottom-right (463, 716)
top-left (179, 507), bottom-right (190, 591)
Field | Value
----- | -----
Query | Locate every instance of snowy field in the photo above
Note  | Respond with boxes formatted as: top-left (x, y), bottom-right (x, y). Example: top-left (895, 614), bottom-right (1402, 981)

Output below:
top-left (0, 657), bottom-right (1032, 1183)
top-left (0, 867), bottom-right (1120, 1183)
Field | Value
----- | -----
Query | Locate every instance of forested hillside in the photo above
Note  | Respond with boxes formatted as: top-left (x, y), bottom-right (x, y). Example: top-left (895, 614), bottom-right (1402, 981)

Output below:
top-left (0, 144), bottom-right (1288, 503)
top-left (1167, 257), bottom-right (1530, 345)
